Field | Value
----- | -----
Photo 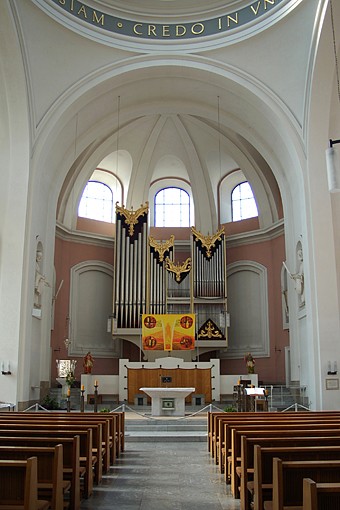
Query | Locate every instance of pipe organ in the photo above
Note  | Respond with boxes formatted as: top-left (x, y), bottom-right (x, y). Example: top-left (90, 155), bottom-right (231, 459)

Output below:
top-left (113, 202), bottom-right (228, 346)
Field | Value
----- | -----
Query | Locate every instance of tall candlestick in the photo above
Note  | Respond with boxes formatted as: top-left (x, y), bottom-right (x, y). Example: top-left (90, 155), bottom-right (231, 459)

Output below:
top-left (94, 384), bottom-right (98, 413)
top-left (95, 380), bottom-right (98, 386)
top-left (80, 387), bottom-right (85, 413)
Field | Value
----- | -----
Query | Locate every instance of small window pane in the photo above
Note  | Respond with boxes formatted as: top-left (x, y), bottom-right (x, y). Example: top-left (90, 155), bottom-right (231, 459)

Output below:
top-left (155, 187), bottom-right (190, 227)
top-left (78, 181), bottom-right (114, 222)
top-left (232, 182), bottom-right (258, 221)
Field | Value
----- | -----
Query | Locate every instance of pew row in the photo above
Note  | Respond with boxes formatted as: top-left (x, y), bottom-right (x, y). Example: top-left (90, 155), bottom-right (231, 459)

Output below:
top-left (0, 444), bottom-right (67, 510)
top-left (0, 429), bottom-right (92, 502)
top-left (0, 457), bottom-right (49, 510)
top-left (217, 414), bottom-right (340, 473)
top-left (303, 477), bottom-right (340, 510)
top-left (264, 458), bottom-right (340, 510)
top-left (229, 423), bottom-right (340, 495)
top-left (251, 442), bottom-right (340, 510)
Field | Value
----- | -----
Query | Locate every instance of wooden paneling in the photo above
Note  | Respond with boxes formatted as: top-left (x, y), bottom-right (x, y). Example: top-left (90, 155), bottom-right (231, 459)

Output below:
top-left (128, 368), bottom-right (212, 404)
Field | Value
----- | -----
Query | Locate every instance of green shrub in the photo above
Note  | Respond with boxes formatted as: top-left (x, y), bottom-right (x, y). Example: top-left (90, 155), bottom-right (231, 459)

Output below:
top-left (41, 394), bottom-right (60, 410)
top-left (224, 405), bottom-right (237, 412)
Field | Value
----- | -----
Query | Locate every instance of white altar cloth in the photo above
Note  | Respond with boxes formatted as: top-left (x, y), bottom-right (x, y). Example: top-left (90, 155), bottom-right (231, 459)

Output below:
top-left (139, 387), bottom-right (195, 417)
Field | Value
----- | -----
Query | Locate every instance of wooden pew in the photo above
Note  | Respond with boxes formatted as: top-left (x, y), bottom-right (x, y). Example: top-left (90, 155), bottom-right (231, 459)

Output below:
top-left (0, 435), bottom-right (81, 510)
top-left (0, 421), bottom-right (101, 487)
top-left (0, 445), bottom-right (66, 510)
top-left (0, 428), bottom-right (92, 500)
top-left (0, 411), bottom-right (124, 465)
top-left (23, 414), bottom-right (113, 469)
top-left (251, 441), bottom-right (340, 510)
top-left (13, 416), bottom-right (109, 475)
top-left (217, 415), bottom-right (306, 472)
top-left (231, 424), bottom-right (340, 491)
top-left (210, 411), bottom-right (340, 461)
top-left (218, 413), bottom-right (340, 473)
top-left (264, 458), bottom-right (340, 510)
top-left (208, 411), bottom-right (226, 456)
top-left (208, 412), bottom-right (340, 462)
top-left (303, 478), bottom-right (340, 510)
top-left (229, 422), bottom-right (340, 495)
top-left (0, 457), bottom-right (49, 510)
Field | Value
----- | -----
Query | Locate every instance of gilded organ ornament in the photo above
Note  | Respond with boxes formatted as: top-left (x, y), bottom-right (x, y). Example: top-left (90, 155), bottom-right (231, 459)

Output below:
top-left (165, 257), bottom-right (191, 282)
top-left (198, 319), bottom-right (223, 339)
top-left (191, 226), bottom-right (225, 258)
top-left (116, 201), bottom-right (149, 236)
top-left (149, 235), bottom-right (175, 262)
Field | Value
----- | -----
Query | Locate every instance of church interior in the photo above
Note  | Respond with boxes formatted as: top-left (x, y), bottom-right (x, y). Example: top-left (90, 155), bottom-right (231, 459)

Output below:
top-left (1, 0), bottom-right (340, 412)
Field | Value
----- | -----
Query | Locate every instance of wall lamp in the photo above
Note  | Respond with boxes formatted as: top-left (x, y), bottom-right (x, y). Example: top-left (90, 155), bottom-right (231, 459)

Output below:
top-left (327, 360), bottom-right (338, 375)
top-left (326, 139), bottom-right (340, 192)
top-left (1, 362), bottom-right (11, 375)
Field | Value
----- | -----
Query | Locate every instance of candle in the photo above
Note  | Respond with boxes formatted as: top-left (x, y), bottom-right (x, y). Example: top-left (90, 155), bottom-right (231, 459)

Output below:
top-left (67, 387), bottom-right (71, 396)
top-left (81, 384), bottom-right (84, 391)
top-left (95, 380), bottom-right (98, 386)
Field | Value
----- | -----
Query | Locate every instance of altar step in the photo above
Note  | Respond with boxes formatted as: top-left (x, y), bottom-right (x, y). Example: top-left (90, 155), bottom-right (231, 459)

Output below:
top-left (125, 418), bottom-right (208, 442)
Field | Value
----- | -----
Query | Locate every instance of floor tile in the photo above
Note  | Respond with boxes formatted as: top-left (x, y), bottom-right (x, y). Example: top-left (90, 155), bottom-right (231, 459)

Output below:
top-left (80, 441), bottom-right (240, 509)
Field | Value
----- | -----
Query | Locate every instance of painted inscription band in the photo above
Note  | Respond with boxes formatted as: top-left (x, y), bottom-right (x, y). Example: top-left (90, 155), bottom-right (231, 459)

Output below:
top-left (52, 0), bottom-right (284, 40)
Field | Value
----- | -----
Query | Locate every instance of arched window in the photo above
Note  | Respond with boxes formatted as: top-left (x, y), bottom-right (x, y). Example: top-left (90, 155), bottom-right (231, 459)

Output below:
top-left (154, 187), bottom-right (191, 227)
top-left (78, 181), bottom-right (114, 223)
top-left (231, 181), bottom-right (258, 221)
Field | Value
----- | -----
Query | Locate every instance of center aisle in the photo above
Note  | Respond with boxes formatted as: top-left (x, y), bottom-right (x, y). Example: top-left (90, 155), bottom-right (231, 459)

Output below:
top-left (80, 441), bottom-right (240, 510)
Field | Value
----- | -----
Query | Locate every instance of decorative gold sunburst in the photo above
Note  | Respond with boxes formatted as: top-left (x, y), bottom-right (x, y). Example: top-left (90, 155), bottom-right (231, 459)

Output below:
top-left (165, 257), bottom-right (191, 282)
top-left (116, 201), bottom-right (149, 236)
top-left (149, 235), bottom-right (175, 262)
top-left (191, 226), bottom-right (225, 258)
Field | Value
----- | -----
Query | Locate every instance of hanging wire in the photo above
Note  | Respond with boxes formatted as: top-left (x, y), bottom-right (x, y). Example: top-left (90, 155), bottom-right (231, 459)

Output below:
top-left (217, 95), bottom-right (222, 228)
top-left (217, 95), bottom-right (221, 180)
top-left (116, 95), bottom-right (121, 205)
top-left (330, 0), bottom-right (340, 103)
top-left (72, 113), bottom-right (79, 218)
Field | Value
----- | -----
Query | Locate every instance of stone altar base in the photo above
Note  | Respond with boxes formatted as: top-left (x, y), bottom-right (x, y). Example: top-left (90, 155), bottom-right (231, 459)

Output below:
top-left (139, 387), bottom-right (195, 417)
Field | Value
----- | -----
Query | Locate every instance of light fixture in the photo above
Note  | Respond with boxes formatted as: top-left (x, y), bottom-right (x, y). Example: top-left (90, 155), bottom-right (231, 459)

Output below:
top-left (1, 361), bottom-right (11, 375)
top-left (327, 360), bottom-right (338, 375)
top-left (326, 139), bottom-right (340, 192)
top-left (326, 1), bottom-right (340, 192)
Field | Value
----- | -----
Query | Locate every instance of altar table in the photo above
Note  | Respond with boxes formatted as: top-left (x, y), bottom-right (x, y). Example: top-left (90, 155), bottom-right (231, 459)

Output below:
top-left (139, 387), bottom-right (195, 417)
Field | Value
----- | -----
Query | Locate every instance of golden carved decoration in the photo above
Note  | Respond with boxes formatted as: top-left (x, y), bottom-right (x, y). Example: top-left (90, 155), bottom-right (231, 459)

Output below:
top-left (198, 319), bottom-right (223, 339)
top-left (165, 257), bottom-right (191, 282)
top-left (149, 235), bottom-right (175, 262)
top-left (116, 201), bottom-right (149, 236)
top-left (191, 226), bottom-right (225, 258)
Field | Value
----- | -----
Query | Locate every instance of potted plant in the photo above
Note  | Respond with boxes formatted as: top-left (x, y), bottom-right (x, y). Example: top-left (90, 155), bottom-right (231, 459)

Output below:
top-left (65, 370), bottom-right (75, 388)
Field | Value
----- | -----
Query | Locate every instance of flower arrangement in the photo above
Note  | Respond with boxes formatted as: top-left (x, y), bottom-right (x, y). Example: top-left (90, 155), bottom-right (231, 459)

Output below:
top-left (244, 352), bottom-right (255, 374)
top-left (65, 370), bottom-right (75, 387)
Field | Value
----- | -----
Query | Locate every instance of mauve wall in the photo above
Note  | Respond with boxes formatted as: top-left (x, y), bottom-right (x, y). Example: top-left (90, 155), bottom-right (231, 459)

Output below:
top-left (52, 236), bottom-right (118, 385)
top-left (221, 234), bottom-right (289, 384)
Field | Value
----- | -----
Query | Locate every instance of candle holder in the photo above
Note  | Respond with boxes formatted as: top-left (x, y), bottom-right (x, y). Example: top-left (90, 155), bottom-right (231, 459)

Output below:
top-left (80, 389), bottom-right (85, 413)
top-left (66, 395), bottom-right (71, 413)
top-left (94, 383), bottom-right (98, 413)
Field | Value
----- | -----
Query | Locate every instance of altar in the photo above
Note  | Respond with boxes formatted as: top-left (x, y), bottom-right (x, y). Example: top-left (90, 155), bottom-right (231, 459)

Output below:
top-left (139, 387), bottom-right (195, 417)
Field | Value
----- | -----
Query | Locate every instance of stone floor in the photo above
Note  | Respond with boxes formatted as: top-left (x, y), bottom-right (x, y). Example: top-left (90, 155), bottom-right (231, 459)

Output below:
top-left (80, 441), bottom-right (241, 510)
